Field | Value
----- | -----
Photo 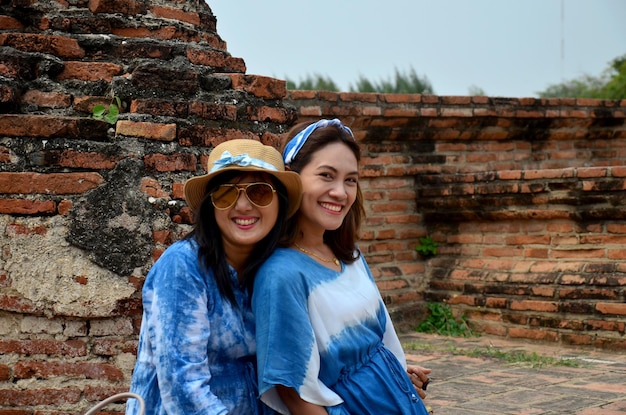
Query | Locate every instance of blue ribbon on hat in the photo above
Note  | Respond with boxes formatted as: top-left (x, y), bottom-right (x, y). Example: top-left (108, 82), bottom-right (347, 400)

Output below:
top-left (209, 151), bottom-right (278, 173)
top-left (283, 118), bottom-right (354, 165)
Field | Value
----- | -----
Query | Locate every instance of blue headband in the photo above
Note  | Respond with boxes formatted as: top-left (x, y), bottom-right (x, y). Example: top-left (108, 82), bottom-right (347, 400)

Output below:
top-left (209, 150), bottom-right (278, 173)
top-left (283, 118), bottom-right (354, 165)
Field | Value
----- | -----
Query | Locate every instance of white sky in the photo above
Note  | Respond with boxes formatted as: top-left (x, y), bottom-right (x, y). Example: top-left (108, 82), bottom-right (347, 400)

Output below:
top-left (207, 0), bottom-right (626, 98)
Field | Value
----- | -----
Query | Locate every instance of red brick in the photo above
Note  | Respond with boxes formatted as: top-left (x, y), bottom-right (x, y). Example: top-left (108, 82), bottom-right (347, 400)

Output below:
top-left (248, 105), bottom-right (293, 123)
top-left (186, 48), bottom-right (245, 72)
top-left (0, 364), bottom-right (10, 381)
top-left (0, 340), bottom-right (86, 356)
top-left (0, 33), bottom-right (84, 58)
top-left (88, 0), bottom-right (145, 14)
top-left (140, 177), bottom-right (170, 199)
top-left (21, 90), bottom-right (71, 108)
top-left (0, 388), bottom-right (81, 406)
top-left (0, 16), bottom-right (25, 30)
top-left (14, 361), bottom-right (123, 381)
top-left (0, 172), bottom-right (103, 195)
top-left (0, 114), bottom-right (107, 139)
top-left (227, 74), bottom-right (287, 99)
top-left (0, 199), bottom-right (56, 215)
top-left (144, 153), bottom-right (197, 173)
top-left (151, 5), bottom-right (200, 25)
top-left (56, 61), bottom-right (122, 82)
top-left (596, 302), bottom-right (626, 316)
top-left (507, 327), bottom-right (559, 342)
top-left (116, 120), bottom-right (177, 141)
top-left (56, 151), bottom-right (119, 170)
top-left (188, 101), bottom-right (237, 121)
top-left (509, 300), bottom-right (558, 312)
top-left (0, 294), bottom-right (40, 314)
top-left (57, 200), bottom-right (73, 215)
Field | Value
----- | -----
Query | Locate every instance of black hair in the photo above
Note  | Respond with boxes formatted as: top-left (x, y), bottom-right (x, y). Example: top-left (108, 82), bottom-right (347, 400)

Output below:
top-left (185, 170), bottom-right (289, 305)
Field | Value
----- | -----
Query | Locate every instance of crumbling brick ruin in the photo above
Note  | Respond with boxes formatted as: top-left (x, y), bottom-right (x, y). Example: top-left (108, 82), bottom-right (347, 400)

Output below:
top-left (0, 0), bottom-right (625, 412)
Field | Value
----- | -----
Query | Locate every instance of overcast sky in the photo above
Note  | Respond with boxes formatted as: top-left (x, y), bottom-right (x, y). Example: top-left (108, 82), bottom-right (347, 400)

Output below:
top-left (207, 0), bottom-right (626, 98)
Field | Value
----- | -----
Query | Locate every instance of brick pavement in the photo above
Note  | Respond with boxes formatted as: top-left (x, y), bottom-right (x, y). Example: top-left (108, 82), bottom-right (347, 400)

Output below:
top-left (401, 332), bottom-right (626, 415)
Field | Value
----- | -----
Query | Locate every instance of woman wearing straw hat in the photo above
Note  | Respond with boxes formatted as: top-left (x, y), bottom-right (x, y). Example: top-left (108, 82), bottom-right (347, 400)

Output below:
top-left (126, 139), bottom-right (301, 415)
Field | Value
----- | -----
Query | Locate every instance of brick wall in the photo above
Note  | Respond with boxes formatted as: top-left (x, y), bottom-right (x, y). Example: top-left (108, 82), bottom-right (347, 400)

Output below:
top-left (0, 0), bottom-right (625, 413)
top-left (0, 1), bottom-right (297, 412)
top-left (287, 91), bottom-right (626, 349)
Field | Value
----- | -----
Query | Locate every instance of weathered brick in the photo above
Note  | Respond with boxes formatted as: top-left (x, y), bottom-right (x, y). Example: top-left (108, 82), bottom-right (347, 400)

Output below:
top-left (21, 90), bottom-right (71, 109)
top-left (0, 15), bottom-right (25, 30)
top-left (0, 388), bottom-right (81, 406)
top-left (116, 120), bottom-right (177, 141)
top-left (0, 33), bottom-right (84, 58)
top-left (227, 74), bottom-right (287, 99)
top-left (14, 361), bottom-right (124, 381)
top-left (0, 114), bottom-right (108, 139)
top-left (596, 302), bottom-right (626, 316)
top-left (56, 61), bottom-right (122, 82)
top-left (186, 48), bottom-right (245, 72)
top-left (0, 199), bottom-right (56, 215)
top-left (150, 5), bottom-right (200, 25)
top-left (143, 153), bottom-right (197, 172)
top-left (0, 172), bottom-right (104, 194)
top-left (88, 0), bottom-right (146, 14)
top-left (188, 101), bottom-right (237, 121)
top-left (0, 340), bottom-right (87, 357)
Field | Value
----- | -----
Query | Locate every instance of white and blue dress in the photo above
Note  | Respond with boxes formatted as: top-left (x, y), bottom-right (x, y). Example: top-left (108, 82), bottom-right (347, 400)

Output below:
top-left (126, 239), bottom-right (274, 415)
top-left (253, 247), bottom-right (429, 415)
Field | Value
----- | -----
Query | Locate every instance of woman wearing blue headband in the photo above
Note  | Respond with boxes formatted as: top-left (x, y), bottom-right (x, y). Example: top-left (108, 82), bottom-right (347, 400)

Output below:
top-left (126, 139), bottom-right (301, 414)
top-left (253, 119), bottom-right (431, 414)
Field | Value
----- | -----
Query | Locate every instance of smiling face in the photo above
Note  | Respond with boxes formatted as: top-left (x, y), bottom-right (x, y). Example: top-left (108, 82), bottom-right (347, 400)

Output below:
top-left (214, 172), bottom-right (279, 253)
top-left (297, 142), bottom-right (359, 235)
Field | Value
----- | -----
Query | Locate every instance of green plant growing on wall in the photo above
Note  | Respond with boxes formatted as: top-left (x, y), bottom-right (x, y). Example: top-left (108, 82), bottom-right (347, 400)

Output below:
top-left (416, 302), bottom-right (474, 337)
top-left (415, 236), bottom-right (438, 258)
top-left (92, 96), bottom-right (121, 125)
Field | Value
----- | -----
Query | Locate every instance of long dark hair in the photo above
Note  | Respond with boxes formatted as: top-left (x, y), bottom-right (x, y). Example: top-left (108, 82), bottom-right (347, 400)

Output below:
top-left (185, 170), bottom-right (289, 305)
top-left (280, 120), bottom-right (364, 264)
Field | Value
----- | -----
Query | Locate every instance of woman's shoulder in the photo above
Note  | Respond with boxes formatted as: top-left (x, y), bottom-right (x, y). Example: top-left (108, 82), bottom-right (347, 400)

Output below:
top-left (260, 247), bottom-right (298, 269)
top-left (159, 238), bottom-right (196, 258)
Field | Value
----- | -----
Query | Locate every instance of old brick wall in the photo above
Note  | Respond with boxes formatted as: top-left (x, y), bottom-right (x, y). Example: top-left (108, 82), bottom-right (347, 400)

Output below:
top-left (0, 0), bottom-right (296, 412)
top-left (1, 0), bottom-right (625, 413)
top-left (288, 90), bottom-right (626, 349)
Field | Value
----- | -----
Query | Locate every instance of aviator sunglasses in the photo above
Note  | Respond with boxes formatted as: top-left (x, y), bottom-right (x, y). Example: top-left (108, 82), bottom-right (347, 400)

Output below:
top-left (210, 182), bottom-right (276, 210)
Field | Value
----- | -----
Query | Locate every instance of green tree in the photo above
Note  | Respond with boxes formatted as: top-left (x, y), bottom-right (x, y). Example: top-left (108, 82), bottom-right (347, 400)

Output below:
top-left (286, 73), bottom-right (340, 92)
top-left (538, 54), bottom-right (626, 99)
top-left (349, 67), bottom-right (433, 94)
top-left (286, 66), bottom-right (434, 94)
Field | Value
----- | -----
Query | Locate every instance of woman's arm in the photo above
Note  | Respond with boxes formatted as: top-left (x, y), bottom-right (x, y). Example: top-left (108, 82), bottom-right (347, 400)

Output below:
top-left (276, 386), bottom-right (328, 415)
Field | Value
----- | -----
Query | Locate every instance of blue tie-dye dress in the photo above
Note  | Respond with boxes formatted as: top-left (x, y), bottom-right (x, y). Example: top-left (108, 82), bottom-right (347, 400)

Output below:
top-left (253, 248), bottom-right (429, 415)
top-left (126, 238), bottom-right (274, 415)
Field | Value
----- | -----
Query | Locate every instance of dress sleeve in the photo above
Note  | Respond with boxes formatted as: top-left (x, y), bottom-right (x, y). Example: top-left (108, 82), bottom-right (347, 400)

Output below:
top-left (253, 258), bottom-right (344, 414)
top-left (146, 246), bottom-right (229, 414)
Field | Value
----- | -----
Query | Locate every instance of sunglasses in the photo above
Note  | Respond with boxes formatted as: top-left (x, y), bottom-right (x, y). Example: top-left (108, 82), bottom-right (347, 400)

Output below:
top-left (210, 182), bottom-right (276, 210)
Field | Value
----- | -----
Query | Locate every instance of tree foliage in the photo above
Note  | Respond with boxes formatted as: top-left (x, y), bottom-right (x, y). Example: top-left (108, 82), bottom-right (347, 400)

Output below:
top-left (286, 73), bottom-right (340, 92)
top-left (286, 66), bottom-right (433, 94)
top-left (349, 67), bottom-right (433, 94)
top-left (538, 54), bottom-right (626, 99)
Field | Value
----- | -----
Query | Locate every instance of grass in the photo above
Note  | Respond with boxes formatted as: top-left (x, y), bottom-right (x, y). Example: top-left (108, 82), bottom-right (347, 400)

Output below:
top-left (404, 340), bottom-right (581, 368)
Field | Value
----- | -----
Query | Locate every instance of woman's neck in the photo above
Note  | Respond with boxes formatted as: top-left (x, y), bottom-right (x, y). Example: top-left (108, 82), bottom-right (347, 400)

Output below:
top-left (223, 242), bottom-right (253, 282)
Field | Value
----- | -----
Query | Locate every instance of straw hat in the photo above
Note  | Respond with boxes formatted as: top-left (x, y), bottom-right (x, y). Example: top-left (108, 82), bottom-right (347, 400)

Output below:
top-left (184, 139), bottom-right (302, 217)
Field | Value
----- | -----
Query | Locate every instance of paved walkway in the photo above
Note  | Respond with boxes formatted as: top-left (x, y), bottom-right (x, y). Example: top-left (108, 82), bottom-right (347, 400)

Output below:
top-left (400, 332), bottom-right (626, 415)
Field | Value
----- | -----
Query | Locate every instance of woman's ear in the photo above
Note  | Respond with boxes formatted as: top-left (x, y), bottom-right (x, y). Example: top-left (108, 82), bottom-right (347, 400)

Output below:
top-left (285, 165), bottom-right (293, 172)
